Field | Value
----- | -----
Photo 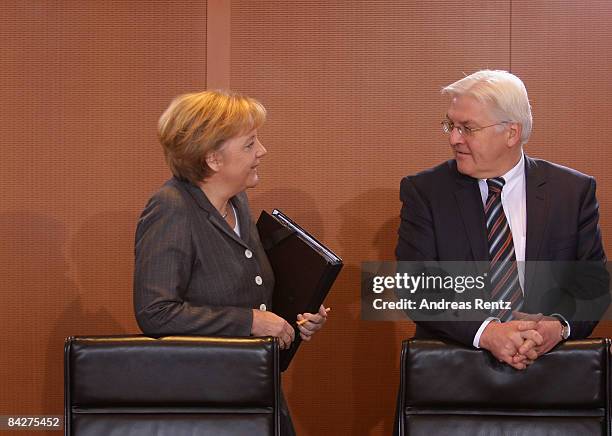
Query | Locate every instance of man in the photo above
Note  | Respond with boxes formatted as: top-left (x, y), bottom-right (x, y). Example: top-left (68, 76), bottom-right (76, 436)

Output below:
top-left (396, 70), bottom-right (608, 369)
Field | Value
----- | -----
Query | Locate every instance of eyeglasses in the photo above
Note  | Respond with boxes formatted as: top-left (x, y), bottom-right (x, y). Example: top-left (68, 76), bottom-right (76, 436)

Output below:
top-left (441, 119), bottom-right (511, 136)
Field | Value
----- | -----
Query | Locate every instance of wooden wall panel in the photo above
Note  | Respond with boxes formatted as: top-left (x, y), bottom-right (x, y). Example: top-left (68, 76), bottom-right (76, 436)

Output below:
top-left (0, 0), bottom-right (206, 424)
top-left (2, 2), bottom-right (610, 435)
top-left (511, 0), bottom-right (612, 339)
top-left (230, 2), bottom-right (510, 434)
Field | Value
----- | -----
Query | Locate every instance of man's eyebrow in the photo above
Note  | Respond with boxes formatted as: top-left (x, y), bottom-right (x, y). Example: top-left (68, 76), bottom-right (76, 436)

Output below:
top-left (446, 114), bottom-right (471, 124)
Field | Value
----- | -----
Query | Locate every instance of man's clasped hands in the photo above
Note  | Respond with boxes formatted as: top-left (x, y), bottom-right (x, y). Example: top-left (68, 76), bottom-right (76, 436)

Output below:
top-left (479, 311), bottom-right (564, 370)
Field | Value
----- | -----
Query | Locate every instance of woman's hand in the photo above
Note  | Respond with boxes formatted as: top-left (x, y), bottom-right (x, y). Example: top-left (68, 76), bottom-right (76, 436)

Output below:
top-left (296, 305), bottom-right (329, 341)
top-left (251, 309), bottom-right (295, 349)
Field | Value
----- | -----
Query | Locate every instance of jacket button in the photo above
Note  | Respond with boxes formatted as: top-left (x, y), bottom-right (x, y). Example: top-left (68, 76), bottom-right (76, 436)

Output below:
top-left (255, 275), bottom-right (263, 285)
top-left (260, 303), bottom-right (267, 311)
top-left (245, 249), bottom-right (253, 258)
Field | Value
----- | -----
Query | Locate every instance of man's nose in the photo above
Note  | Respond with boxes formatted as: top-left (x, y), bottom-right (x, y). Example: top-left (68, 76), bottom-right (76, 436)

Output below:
top-left (449, 126), bottom-right (465, 145)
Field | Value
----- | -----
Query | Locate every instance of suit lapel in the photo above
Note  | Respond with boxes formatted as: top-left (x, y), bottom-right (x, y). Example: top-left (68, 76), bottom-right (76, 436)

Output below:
top-left (525, 156), bottom-right (548, 260)
top-left (453, 164), bottom-right (488, 261)
top-left (182, 179), bottom-right (250, 249)
top-left (524, 155), bottom-right (549, 294)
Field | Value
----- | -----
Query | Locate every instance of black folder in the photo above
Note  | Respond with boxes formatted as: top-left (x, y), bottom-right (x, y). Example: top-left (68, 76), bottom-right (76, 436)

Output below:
top-left (256, 209), bottom-right (343, 371)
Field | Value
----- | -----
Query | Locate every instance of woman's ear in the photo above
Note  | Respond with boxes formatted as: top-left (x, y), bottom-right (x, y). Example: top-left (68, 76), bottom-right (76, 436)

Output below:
top-left (204, 150), bottom-right (223, 172)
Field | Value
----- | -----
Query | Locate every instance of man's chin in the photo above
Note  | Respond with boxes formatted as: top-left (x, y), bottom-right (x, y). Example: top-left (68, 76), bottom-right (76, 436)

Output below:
top-left (456, 161), bottom-right (476, 178)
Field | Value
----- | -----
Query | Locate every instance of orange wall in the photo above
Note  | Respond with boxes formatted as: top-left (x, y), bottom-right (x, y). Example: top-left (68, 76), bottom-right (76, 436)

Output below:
top-left (1, 2), bottom-right (611, 435)
top-left (231, 2), bottom-right (612, 434)
top-left (1, 0), bottom-right (207, 427)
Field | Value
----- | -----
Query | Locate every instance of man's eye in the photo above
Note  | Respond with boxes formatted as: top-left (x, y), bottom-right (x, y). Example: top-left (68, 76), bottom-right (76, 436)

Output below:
top-left (246, 142), bottom-right (254, 148)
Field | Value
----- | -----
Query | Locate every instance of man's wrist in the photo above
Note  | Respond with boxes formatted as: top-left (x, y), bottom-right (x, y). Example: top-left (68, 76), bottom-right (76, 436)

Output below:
top-left (550, 314), bottom-right (570, 340)
top-left (474, 317), bottom-right (499, 348)
top-left (479, 319), bottom-right (500, 350)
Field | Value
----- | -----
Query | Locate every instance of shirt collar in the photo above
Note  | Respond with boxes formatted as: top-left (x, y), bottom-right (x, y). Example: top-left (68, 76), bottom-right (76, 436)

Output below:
top-left (480, 152), bottom-right (525, 190)
top-left (500, 152), bottom-right (525, 193)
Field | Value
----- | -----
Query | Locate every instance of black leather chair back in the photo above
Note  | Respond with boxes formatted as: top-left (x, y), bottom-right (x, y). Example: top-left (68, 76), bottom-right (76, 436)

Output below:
top-left (398, 339), bottom-right (611, 436)
top-left (65, 336), bottom-right (279, 436)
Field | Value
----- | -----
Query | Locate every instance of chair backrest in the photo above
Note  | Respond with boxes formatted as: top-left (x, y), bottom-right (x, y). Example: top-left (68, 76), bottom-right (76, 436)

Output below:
top-left (398, 338), bottom-right (611, 436)
top-left (65, 335), bottom-right (279, 436)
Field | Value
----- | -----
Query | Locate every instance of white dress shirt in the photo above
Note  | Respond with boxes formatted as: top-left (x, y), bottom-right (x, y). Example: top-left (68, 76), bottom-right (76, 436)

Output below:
top-left (231, 203), bottom-right (241, 237)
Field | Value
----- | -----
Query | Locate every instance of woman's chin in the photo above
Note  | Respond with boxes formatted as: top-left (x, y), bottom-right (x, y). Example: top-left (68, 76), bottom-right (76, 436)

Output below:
top-left (245, 175), bottom-right (260, 189)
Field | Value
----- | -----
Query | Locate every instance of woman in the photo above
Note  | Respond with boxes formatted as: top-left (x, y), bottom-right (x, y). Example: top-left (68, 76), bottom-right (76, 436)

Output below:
top-left (133, 90), bottom-right (328, 434)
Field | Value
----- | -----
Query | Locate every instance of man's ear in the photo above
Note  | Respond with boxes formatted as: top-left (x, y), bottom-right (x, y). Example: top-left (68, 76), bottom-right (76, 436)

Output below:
top-left (507, 123), bottom-right (522, 148)
top-left (204, 150), bottom-right (223, 172)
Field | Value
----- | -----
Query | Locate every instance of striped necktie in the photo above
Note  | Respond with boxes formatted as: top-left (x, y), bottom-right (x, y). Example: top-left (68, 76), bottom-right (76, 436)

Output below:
top-left (485, 177), bottom-right (523, 320)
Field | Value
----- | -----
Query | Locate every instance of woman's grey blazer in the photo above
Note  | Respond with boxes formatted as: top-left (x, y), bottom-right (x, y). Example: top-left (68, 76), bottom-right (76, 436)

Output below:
top-left (133, 176), bottom-right (275, 337)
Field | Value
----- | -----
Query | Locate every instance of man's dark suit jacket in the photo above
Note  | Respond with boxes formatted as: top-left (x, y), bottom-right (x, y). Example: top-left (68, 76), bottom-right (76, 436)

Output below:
top-left (396, 155), bottom-right (609, 347)
top-left (133, 177), bottom-right (275, 337)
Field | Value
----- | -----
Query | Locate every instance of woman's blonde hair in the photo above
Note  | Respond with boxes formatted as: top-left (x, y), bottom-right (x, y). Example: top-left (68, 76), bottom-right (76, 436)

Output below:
top-left (158, 90), bottom-right (266, 184)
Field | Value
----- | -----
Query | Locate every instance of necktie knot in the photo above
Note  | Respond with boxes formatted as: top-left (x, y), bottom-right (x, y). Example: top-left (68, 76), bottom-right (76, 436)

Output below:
top-left (487, 177), bottom-right (505, 195)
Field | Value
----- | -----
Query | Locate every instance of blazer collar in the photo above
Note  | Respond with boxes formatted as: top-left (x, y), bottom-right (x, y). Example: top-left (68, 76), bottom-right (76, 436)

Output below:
top-left (452, 161), bottom-right (489, 261)
top-left (524, 155), bottom-right (548, 261)
top-left (179, 178), bottom-right (251, 249)
top-left (522, 155), bottom-right (549, 296)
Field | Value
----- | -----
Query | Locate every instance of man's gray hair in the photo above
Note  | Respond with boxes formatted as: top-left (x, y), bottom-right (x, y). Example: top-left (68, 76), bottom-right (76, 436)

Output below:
top-left (442, 70), bottom-right (533, 146)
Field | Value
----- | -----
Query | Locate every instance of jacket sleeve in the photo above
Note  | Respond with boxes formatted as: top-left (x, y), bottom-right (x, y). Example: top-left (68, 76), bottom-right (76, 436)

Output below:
top-left (133, 190), bottom-right (253, 337)
top-left (396, 176), bottom-right (484, 347)
top-left (396, 176), bottom-right (437, 261)
top-left (566, 176), bottom-right (609, 339)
